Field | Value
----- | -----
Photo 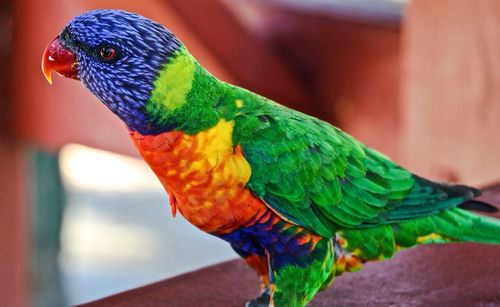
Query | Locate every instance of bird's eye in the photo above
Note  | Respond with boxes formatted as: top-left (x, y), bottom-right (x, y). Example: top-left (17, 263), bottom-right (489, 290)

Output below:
top-left (99, 46), bottom-right (116, 61)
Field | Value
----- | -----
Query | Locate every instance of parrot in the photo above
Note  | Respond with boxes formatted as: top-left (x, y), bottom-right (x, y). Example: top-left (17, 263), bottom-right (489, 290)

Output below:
top-left (41, 9), bottom-right (500, 307)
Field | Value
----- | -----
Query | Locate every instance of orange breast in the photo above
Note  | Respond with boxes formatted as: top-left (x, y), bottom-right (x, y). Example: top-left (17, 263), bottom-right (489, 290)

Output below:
top-left (129, 120), bottom-right (268, 234)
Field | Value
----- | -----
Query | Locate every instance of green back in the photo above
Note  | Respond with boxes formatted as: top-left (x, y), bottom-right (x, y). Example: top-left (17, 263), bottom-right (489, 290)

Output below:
top-left (226, 86), bottom-right (478, 238)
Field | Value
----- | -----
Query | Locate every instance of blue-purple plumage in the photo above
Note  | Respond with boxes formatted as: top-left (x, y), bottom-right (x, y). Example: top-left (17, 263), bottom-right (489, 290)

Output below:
top-left (61, 9), bottom-right (181, 133)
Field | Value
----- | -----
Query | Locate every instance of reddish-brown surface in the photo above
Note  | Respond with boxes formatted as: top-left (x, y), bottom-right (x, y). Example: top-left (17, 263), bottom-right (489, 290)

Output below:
top-left (81, 183), bottom-right (500, 307)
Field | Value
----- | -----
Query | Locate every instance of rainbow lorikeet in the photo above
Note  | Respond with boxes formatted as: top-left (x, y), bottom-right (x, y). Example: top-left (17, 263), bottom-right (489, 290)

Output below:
top-left (42, 9), bottom-right (500, 307)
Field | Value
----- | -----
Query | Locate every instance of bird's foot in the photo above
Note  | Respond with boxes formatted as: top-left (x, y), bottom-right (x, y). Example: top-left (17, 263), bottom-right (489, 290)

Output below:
top-left (245, 288), bottom-right (271, 307)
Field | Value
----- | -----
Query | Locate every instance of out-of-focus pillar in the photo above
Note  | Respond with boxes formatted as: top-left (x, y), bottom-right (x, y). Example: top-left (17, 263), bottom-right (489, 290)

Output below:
top-left (400, 0), bottom-right (500, 185)
top-left (0, 1), bottom-right (27, 306)
top-left (30, 149), bottom-right (66, 307)
top-left (0, 143), bottom-right (28, 307)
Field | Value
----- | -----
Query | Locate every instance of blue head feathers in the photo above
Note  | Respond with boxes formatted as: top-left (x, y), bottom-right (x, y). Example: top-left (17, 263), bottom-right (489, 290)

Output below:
top-left (60, 9), bottom-right (181, 133)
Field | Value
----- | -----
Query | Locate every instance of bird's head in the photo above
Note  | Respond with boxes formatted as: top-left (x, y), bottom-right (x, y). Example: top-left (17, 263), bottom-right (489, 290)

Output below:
top-left (42, 9), bottom-right (213, 134)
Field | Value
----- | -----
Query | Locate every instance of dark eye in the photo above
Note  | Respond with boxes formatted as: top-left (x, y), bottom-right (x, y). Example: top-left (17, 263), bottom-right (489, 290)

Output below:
top-left (99, 46), bottom-right (116, 61)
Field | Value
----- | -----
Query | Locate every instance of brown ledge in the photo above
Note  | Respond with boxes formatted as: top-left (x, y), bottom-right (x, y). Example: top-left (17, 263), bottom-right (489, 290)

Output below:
top-left (80, 183), bottom-right (500, 307)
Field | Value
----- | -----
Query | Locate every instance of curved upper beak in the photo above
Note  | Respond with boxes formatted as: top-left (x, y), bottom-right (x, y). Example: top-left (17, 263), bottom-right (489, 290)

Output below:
top-left (42, 37), bottom-right (79, 84)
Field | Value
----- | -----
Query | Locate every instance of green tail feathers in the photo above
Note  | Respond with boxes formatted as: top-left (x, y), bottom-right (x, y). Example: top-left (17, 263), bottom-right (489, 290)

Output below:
top-left (434, 208), bottom-right (500, 244)
top-left (395, 208), bottom-right (500, 247)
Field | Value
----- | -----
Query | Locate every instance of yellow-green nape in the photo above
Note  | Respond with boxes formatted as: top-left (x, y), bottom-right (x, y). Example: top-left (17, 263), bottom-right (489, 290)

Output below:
top-left (148, 47), bottom-right (196, 112)
top-left (235, 99), bottom-right (244, 108)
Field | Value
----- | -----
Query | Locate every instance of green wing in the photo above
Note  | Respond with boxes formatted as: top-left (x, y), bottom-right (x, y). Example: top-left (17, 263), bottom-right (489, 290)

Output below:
top-left (232, 94), bottom-right (478, 238)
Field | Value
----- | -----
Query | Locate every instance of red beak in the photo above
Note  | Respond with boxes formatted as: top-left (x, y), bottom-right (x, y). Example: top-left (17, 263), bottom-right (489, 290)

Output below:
top-left (41, 37), bottom-right (79, 84)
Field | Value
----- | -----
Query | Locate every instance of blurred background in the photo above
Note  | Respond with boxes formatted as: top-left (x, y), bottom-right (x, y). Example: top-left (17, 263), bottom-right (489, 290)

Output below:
top-left (1, 0), bottom-right (500, 306)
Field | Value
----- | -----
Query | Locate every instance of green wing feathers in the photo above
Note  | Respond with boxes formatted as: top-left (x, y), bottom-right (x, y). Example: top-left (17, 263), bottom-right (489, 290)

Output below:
top-left (231, 87), bottom-right (499, 242)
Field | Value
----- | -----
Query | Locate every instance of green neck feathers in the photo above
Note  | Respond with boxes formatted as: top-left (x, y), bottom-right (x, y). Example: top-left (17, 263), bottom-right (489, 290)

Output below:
top-left (145, 47), bottom-right (223, 134)
top-left (145, 47), bottom-right (271, 135)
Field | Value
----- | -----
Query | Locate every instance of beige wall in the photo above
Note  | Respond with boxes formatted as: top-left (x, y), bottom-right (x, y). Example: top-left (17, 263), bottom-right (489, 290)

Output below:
top-left (400, 0), bottom-right (500, 186)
